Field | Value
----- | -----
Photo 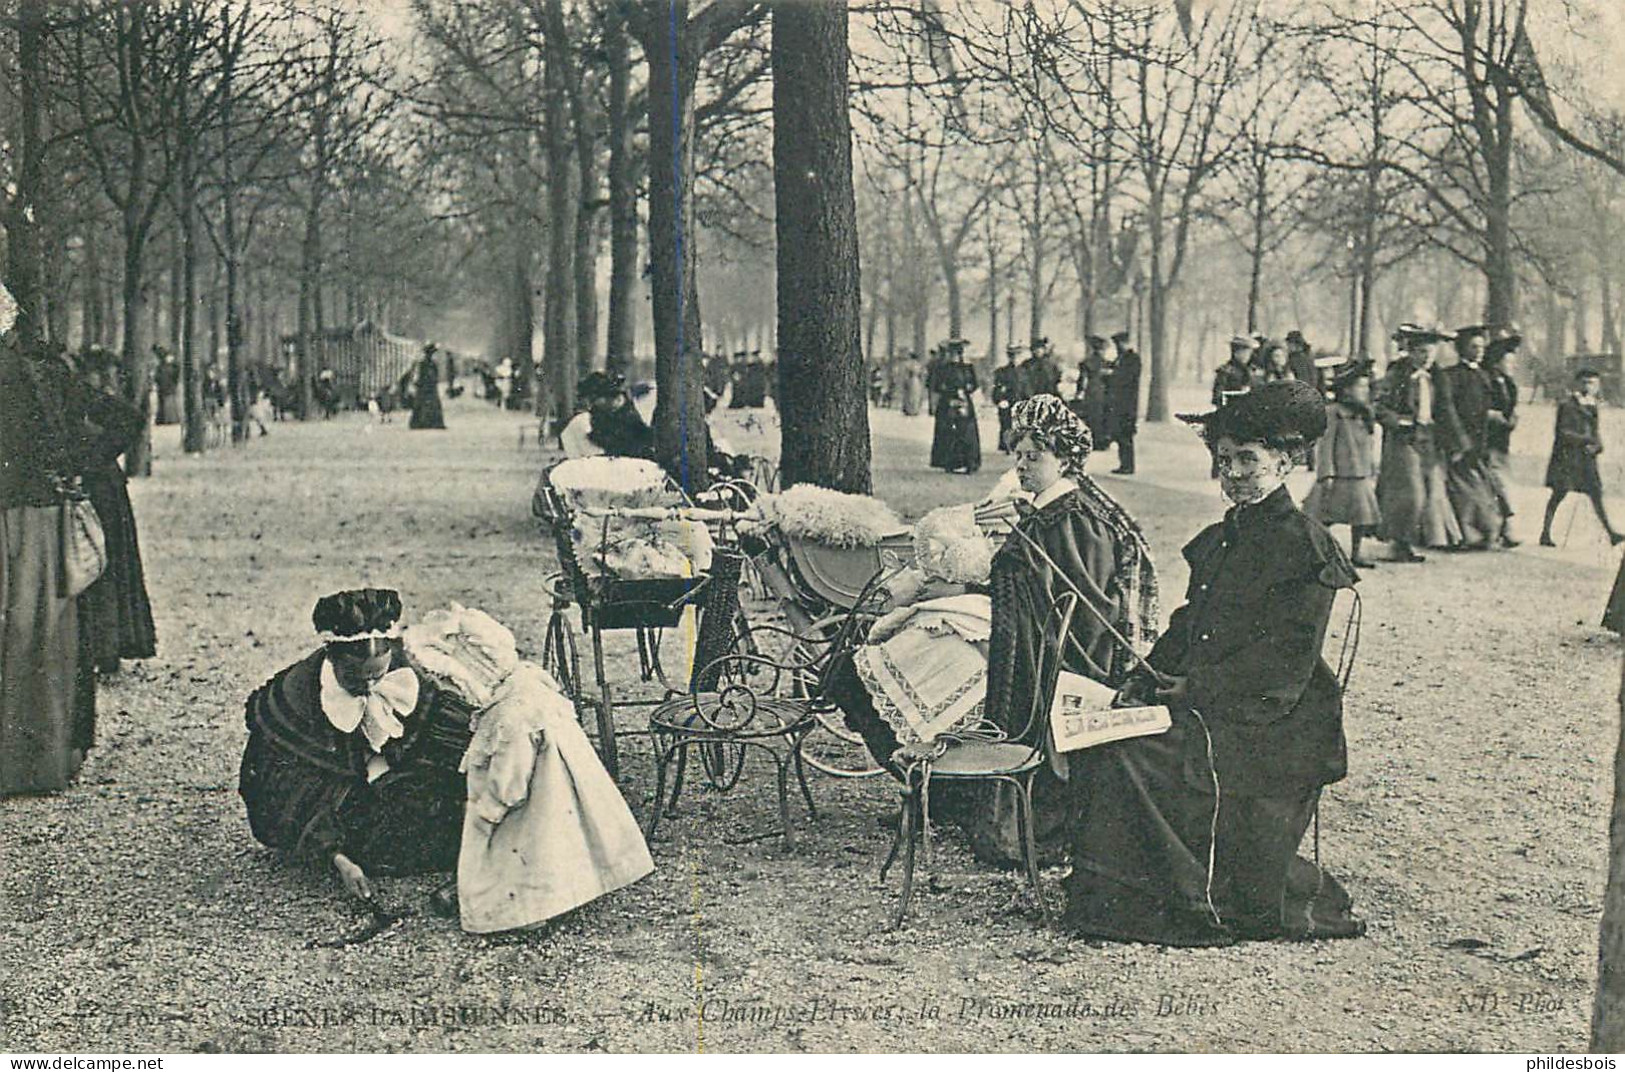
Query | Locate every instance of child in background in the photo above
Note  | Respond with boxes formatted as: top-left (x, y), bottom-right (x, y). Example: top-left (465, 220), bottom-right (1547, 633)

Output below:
top-left (1305, 363), bottom-right (1382, 568)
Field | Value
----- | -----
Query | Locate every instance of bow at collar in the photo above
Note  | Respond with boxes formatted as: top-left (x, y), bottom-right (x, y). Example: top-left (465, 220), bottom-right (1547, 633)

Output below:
top-left (319, 659), bottom-right (421, 754)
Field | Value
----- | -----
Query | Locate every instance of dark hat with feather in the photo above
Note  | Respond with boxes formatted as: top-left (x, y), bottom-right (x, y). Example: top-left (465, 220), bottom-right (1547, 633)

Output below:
top-left (1178, 378), bottom-right (1327, 454)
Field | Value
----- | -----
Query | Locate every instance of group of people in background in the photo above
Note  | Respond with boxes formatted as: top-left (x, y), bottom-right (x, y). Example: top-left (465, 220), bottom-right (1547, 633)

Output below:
top-left (2, 285), bottom-right (157, 798)
top-left (923, 330), bottom-right (1146, 479)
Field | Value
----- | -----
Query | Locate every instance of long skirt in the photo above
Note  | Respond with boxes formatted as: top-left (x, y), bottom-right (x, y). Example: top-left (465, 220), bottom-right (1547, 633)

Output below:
top-left (930, 403), bottom-right (981, 472)
top-left (80, 468), bottom-right (157, 666)
top-left (1, 505), bottom-right (93, 795)
top-left (1445, 456), bottom-right (1503, 544)
top-left (410, 388), bottom-right (446, 430)
top-left (1605, 555), bottom-right (1625, 634)
top-left (1304, 476), bottom-right (1381, 529)
top-left (1062, 711), bottom-right (1360, 945)
top-left (1378, 431), bottom-right (1460, 547)
top-left (1486, 448), bottom-right (1514, 518)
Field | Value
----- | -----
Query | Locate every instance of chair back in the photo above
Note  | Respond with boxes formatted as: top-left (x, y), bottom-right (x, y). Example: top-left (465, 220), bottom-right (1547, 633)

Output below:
top-left (999, 591), bottom-right (1081, 756)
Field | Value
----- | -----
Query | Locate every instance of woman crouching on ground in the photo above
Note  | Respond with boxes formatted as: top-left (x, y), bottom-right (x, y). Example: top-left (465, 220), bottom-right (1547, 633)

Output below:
top-left (239, 589), bottom-right (471, 904)
top-left (1064, 379), bottom-right (1365, 945)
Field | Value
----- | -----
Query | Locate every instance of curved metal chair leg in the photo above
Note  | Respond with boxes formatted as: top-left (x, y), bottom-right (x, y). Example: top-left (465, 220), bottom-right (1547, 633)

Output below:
top-left (774, 752), bottom-right (796, 851)
top-left (666, 739), bottom-right (690, 818)
top-left (591, 621), bottom-right (619, 779)
top-left (791, 730), bottom-right (818, 819)
top-left (645, 737), bottom-right (679, 841)
top-left (1016, 775), bottom-right (1047, 918)
top-left (879, 788), bottom-right (908, 881)
top-left (891, 789), bottom-right (919, 930)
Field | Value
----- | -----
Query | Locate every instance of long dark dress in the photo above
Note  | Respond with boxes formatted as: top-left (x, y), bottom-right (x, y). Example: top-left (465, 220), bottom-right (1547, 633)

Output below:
top-left (1546, 394), bottom-right (1604, 496)
top-left (409, 355), bottom-right (446, 430)
top-left (929, 361), bottom-right (981, 473)
top-left (1434, 361), bottom-right (1503, 542)
top-left (239, 650), bottom-right (471, 874)
top-left (1, 342), bottom-right (94, 795)
top-left (1063, 486), bottom-right (1363, 945)
top-left (73, 389), bottom-right (157, 668)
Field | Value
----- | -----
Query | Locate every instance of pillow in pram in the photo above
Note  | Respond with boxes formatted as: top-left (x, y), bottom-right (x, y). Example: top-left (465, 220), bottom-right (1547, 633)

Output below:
top-left (747, 484), bottom-right (905, 548)
top-left (548, 456), bottom-right (673, 513)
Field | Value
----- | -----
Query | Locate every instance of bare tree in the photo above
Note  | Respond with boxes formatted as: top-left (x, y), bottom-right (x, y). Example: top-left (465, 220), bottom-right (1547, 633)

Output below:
top-left (771, 0), bottom-right (869, 492)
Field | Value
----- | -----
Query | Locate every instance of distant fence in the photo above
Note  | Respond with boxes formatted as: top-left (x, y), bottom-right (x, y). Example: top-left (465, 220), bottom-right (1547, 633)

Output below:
top-left (280, 322), bottom-right (445, 409)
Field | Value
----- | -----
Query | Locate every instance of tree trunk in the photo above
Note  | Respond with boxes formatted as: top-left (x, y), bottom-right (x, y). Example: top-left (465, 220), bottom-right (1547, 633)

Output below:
top-left (543, 0), bottom-right (576, 424)
top-left (605, 9), bottom-right (636, 374)
top-left (771, 0), bottom-right (870, 493)
top-left (1028, 161), bottom-right (1045, 345)
top-left (5, 0), bottom-right (47, 345)
top-left (298, 209), bottom-right (320, 419)
top-left (643, 1), bottom-right (709, 487)
top-left (1145, 209), bottom-right (1169, 423)
top-left (120, 221), bottom-right (153, 476)
top-left (1591, 656), bottom-right (1625, 1050)
top-left (570, 102), bottom-right (600, 378)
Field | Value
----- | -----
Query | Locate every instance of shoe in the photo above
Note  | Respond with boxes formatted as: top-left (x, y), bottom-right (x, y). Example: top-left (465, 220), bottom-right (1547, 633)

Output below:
top-left (1351, 557), bottom-right (1378, 569)
top-left (1539, 534), bottom-right (1556, 547)
top-left (1111, 467), bottom-right (1135, 475)
top-left (428, 881), bottom-right (459, 919)
top-left (1612, 532), bottom-right (1625, 547)
top-left (1499, 534), bottom-right (1521, 549)
top-left (1463, 539), bottom-right (1493, 552)
top-left (1392, 547), bottom-right (1426, 563)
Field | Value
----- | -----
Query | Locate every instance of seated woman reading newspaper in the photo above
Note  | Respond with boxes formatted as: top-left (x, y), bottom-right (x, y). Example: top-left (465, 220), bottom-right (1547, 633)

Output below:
top-left (1062, 380), bottom-right (1365, 946)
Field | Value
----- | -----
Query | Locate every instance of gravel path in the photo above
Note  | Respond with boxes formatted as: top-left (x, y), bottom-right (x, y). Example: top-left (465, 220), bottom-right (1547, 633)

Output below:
top-left (1, 393), bottom-right (1620, 1053)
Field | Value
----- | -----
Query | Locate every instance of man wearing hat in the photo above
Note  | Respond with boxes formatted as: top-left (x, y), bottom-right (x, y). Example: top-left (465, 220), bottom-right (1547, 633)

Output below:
top-left (1021, 336), bottom-right (1061, 400)
top-left (1433, 324), bottom-right (1505, 549)
top-left (992, 343), bottom-right (1029, 452)
top-left (1213, 335), bottom-right (1258, 409)
top-left (1106, 329), bottom-right (1142, 475)
top-left (1076, 334), bottom-right (1111, 447)
top-left (1066, 379), bottom-right (1364, 945)
top-left (1208, 337), bottom-right (1259, 478)
top-left (1375, 324), bottom-right (1457, 561)
top-left (1286, 330), bottom-right (1317, 389)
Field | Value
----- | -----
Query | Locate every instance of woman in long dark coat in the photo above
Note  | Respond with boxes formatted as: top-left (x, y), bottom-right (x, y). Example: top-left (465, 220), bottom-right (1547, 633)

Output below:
top-left (408, 346), bottom-right (446, 430)
top-left (73, 350), bottom-right (157, 672)
top-left (929, 347), bottom-right (981, 474)
top-left (1, 306), bottom-right (97, 795)
top-left (1540, 368), bottom-right (1621, 547)
top-left (239, 589), bottom-right (471, 903)
top-left (1064, 380), bottom-right (1365, 946)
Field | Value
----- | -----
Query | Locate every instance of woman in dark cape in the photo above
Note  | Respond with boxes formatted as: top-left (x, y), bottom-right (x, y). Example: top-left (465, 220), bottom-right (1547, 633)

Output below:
top-left (929, 346), bottom-right (981, 474)
top-left (239, 588), bottom-right (471, 900)
top-left (73, 349), bottom-right (157, 672)
top-left (830, 395), bottom-right (1158, 862)
top-left (409, 346), bottom-right (446, 430)
top-left (1063, 380), bottom-right (1364, 945)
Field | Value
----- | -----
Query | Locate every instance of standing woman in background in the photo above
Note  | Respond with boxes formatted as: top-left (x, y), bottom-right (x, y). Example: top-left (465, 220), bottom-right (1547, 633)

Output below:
top-left (73, 346), bottom-right (157, 674)
top-left (928, 338), bottom-right (982, 475)
top-left (409, 342), bottom-right (447, 431)
top-left (0, 284), bottom-right (97, 795)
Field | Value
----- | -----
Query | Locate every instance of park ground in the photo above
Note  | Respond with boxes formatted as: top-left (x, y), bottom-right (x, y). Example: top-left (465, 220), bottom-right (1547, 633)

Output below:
top-left (3, 387), bottom-right (1624, 1053)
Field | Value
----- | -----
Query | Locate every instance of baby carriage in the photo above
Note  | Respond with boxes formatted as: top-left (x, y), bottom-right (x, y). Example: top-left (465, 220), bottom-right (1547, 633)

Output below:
top-left (534, 456), bottom-right (751, 779)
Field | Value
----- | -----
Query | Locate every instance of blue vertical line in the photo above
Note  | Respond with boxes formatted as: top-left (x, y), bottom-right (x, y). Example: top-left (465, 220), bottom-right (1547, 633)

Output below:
top-left (670, 0), bottom-right (693, 495)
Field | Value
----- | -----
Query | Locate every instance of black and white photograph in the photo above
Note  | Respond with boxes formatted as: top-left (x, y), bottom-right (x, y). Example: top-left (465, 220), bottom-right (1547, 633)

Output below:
top-left (4, 0), bottom-right (1625, 1057)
